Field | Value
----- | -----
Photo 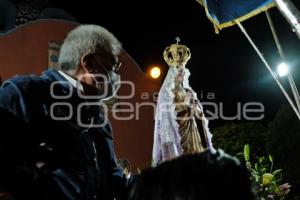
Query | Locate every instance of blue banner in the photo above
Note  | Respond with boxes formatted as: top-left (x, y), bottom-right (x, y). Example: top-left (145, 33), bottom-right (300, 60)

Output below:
top-left (197, 0), bottom-right (275, 30)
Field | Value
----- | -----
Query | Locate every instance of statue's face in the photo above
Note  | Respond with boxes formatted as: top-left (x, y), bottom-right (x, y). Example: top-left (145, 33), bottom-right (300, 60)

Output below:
top-left (175, 67), bottom-right (185, 84)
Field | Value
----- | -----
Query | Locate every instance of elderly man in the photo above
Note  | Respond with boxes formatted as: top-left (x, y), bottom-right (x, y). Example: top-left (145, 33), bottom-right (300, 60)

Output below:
top-left (0, 25), bottom-right (130, 200)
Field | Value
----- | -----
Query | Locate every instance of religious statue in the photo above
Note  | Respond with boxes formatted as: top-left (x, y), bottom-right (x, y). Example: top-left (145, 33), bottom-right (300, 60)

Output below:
top-left (152, 38), bottom-right (215, 166)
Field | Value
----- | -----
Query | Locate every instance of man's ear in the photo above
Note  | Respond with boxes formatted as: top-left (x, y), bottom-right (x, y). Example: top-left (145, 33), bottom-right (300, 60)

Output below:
top-left (80, 54), bottom-right (93, 73)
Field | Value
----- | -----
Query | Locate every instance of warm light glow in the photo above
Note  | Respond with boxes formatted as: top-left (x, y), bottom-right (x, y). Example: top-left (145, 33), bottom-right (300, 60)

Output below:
top-left (150, 66), bottom-right (161, 79)
top-left (277, 62), bottom-right (289, 77)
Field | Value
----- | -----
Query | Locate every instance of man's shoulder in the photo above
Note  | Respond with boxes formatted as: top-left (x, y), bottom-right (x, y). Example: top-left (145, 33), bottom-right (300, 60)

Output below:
top-left (0, 74), bottom-right (51, 120)
top-left (1, 73), bottom-right (51, 95)
top-left (3, 74), bottom-right (48, 88)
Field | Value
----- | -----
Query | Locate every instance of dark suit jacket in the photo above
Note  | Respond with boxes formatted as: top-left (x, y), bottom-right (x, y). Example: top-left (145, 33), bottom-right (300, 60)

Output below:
top-left (0, 69), bottom-right (129, 200)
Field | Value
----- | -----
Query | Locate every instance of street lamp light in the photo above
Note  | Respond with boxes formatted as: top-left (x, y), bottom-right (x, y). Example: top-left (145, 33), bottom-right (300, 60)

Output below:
top-left (150, 66), bottom-right (161, 79)
top-left (276, 61), bottom-right (300, 112)
top-left (277, 62), bottom-right (289, 77)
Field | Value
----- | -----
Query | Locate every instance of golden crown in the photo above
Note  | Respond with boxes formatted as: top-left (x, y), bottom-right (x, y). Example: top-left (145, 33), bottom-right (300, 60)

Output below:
top-left (163, 37), bottom-right (191, 68)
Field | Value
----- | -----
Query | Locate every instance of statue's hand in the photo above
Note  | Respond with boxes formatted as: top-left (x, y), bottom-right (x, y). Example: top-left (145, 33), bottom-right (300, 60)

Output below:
top-left (184, 90), bottom-right (193, 106)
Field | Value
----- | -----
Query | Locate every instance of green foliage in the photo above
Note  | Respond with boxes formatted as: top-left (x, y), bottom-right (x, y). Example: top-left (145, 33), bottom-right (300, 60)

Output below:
top-left (267, 105), bottom-right (300, 196)
top-left (212, 105), bottom-right (300, 198)
top-left (244, 144), bottom-right (250, 162)
top-left (213, 122), bottom-right (267, 158)
top-left (243, 144), bottom-right (291, 200)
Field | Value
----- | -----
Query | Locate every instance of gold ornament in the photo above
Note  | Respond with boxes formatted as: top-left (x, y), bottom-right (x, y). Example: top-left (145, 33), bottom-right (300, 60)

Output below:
top-left (163, 37), bottom-right (191, 68)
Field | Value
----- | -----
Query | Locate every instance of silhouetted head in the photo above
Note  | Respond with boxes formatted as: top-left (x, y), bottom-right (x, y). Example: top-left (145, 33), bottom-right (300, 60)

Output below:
top-left (118, 158), bottom-right (131, 178)
top-left (130, 149), bottom-right (256, 200)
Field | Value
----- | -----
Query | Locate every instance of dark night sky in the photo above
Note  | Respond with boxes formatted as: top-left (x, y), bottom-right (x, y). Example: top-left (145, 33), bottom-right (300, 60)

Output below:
top-left (53, 0), bottom-right (300, 126)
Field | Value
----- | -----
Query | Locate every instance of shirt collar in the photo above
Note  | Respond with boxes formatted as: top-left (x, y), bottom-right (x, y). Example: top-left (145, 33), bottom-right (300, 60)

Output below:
top-left (58, 70), bottom-right (83, 91)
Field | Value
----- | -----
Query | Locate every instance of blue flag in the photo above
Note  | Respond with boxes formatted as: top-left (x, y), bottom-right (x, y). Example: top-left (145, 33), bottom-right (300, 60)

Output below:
top-left (197, 0), bottom-right (275, 31)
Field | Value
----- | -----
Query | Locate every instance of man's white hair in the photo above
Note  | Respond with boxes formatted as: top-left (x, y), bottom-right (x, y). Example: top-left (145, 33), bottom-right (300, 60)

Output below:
top-left (58, 24), bottom-right (122, 72)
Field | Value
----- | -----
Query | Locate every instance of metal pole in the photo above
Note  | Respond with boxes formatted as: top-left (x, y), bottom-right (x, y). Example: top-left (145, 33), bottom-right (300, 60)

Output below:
top-left (273, 0), bottom-right (300, 39)
top-left (265, 10), bottom-right (300, 112)
top-left (265, 10), bottom-right (285, 58)
top-left (288, 74), bottom-right (300, 111)
top-left (236, 21), bottom-right (300, 120)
